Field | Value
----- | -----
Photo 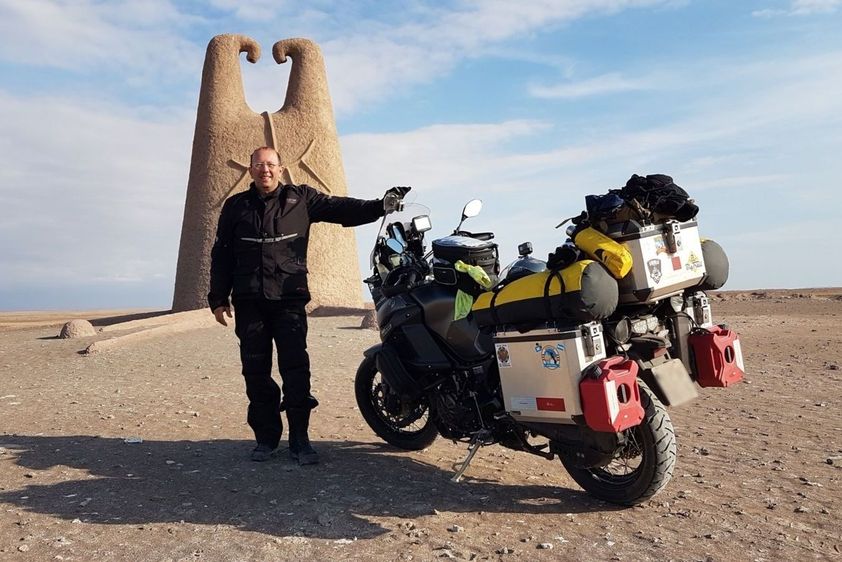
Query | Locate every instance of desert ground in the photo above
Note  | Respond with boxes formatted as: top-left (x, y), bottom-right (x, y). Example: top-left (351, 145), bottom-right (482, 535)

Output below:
top-left (1, 289), bottom-right (840, 561)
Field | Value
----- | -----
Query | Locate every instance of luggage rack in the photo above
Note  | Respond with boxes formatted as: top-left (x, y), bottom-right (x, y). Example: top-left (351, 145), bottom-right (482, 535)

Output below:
top-left (492, 321), bottom-right (604, 358)
top-left (492, 319), bottom-right (581, 335)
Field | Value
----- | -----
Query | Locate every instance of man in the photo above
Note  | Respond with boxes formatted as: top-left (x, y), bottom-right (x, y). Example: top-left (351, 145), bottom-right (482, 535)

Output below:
top-left (208, 146), bottom-right (408, 464)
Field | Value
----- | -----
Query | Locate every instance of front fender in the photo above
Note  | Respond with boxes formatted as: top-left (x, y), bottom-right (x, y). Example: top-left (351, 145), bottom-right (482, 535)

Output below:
top-left (361, 343), bottom-right (423, 400)
top-left (362, 343), bottom-right (382, 359)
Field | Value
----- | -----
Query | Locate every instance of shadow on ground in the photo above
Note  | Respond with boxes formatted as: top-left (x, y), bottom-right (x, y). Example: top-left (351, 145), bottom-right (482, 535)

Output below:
top-left (0, 434), bottom-right (617, 538)
top-left (89, 310), bottom-right (172, 327)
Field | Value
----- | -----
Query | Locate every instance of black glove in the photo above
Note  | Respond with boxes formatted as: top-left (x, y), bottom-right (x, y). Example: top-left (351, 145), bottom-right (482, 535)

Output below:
top-left (387, 186), bottom-right (411, 197)
top-left (383, 186), bottom-right (412, 213)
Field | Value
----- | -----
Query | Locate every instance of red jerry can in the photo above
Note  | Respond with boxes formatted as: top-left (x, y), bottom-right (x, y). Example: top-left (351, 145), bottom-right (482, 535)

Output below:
top-left (688, 326), bottom-right (745, 387)
top-left (579, 356), bottom-right (645, 433)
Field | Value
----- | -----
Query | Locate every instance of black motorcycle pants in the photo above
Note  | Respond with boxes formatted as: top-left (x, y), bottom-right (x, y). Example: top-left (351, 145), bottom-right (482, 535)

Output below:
top-left (233, 298), bottom-right (317, 448)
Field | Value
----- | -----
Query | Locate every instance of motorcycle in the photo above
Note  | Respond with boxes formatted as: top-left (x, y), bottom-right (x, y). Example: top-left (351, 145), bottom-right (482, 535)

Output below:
top-left (355, 196), bottom-right (739, 505)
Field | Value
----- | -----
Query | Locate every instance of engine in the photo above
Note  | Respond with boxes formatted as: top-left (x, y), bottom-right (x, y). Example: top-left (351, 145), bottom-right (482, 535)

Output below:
top-left (430, 368), bottom-right (499, 439)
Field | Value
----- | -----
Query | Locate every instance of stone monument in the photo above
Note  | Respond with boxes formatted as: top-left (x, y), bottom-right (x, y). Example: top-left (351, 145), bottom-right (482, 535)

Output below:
top-left (172, 34), bottom-right (366, 312)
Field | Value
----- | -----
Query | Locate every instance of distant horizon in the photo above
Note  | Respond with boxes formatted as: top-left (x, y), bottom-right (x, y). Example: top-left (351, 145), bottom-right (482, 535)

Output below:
top-left (2, 286), bottom-right (840, 315)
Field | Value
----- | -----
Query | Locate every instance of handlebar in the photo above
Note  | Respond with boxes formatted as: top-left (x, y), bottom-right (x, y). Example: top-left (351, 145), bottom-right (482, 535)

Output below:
top-left (380, 265), bottom-right (424, 297)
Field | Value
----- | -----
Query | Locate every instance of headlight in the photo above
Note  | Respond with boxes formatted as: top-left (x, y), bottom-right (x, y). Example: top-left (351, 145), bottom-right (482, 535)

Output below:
top-left (669, 294), bottom-right (684, 312)
top-left (630, 318), bottom-right (649, 335)
top-left (412, 215), bottom-right (432, 233)
top-left (607, 318), bottom-right (631, 344)
top-left (630, 315), bottom-right (659, 335)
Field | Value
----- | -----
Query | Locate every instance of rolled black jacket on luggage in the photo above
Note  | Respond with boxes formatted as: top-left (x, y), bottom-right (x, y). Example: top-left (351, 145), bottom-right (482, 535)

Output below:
top-left (208, 183), bottom-right (384, 310)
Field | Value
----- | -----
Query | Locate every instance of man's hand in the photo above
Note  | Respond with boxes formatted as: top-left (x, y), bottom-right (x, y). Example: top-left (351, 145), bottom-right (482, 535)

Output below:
top-left (383, 186), bottom-right (411, 213)
top-left (213, 305), bottom-right (232, 326)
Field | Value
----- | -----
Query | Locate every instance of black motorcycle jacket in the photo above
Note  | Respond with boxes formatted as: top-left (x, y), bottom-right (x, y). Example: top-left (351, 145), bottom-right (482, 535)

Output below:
top-left (208, 183), bottom-right (384, 310)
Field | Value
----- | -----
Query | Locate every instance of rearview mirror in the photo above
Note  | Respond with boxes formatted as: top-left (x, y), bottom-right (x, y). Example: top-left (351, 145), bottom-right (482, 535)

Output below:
top-left (462, 199), bottom-right (482, 219)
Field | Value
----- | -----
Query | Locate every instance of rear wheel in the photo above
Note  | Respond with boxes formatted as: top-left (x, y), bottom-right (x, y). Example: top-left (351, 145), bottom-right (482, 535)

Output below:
top-left (354, 354), bottom-right (438, 450)
top-left (561, 381), bottom-right (676, 505)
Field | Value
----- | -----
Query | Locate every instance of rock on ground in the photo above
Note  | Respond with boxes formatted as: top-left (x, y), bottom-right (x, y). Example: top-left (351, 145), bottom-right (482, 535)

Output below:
top-left (59, 319), bottom-right (96, 338)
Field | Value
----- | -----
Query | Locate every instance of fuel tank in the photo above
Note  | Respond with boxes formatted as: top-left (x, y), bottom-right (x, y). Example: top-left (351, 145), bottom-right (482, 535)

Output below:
top-left (374, 283), bottom-right (492, 367)
top-left (409, 283), bottom-right (492, 362)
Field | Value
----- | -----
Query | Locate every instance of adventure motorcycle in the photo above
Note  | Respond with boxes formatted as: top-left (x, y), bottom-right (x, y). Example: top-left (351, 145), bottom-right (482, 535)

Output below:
top-left (355, 195), bottom-right (743, 506)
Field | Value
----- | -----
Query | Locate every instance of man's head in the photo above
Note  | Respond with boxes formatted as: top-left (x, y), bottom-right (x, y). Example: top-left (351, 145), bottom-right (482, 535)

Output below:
top-left (249, 147), bottom-right (282, 193)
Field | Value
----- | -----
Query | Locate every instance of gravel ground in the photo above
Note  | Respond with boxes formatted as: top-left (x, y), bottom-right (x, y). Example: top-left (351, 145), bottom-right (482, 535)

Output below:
top-left (1, 290), bottom-right (840, 561)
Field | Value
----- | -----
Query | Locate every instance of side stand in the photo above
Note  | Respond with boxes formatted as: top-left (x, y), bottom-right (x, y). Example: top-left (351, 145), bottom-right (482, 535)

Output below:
top-left (451, 429), bottom-right (493, 483)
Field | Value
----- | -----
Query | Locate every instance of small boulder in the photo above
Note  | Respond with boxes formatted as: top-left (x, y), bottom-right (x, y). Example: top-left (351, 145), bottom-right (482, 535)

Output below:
top-left (360, 310), bottom-right (379, 330)
top-left (59, 319), bottom-right (96, 338)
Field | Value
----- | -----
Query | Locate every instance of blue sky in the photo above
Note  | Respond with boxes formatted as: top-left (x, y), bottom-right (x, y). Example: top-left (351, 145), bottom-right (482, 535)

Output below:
top-left (0, 0), bottom-right (840, 311)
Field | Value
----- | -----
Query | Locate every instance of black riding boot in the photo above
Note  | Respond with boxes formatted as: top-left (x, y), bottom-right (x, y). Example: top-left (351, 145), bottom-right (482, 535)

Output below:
top-left (287, 408), bottom-right (319, 465)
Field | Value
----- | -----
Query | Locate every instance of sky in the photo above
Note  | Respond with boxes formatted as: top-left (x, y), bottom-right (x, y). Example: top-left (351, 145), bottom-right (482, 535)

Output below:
top-left (0, 0), bottom-right (840, 311)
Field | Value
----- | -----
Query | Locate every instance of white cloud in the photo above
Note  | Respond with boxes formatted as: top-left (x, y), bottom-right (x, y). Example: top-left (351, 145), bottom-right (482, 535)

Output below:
top-left (234, 0), bottom-right (678, 116)
top-left (0, 91), bottom-right (193, 297)
top-left (429, 0), bottom-right (670, 46)
top-left (753, 0), bottom-right (840, 17)
top-left (722, 217), bottom-right (841, 289)
top-left (0, 1), bottom-right (673, 116)
top-left (342, 120), bottom-right (552, 199)
top-left (687, 174), bottom-right (790, 191)
top-left (238, 56), bottom-right (293, 114)
top-left (528, 72), bottom-right (648, 99)
top-left (0, 0), bottom-right (203, 79)
top-left (322, 0), bottom-right (672, 114)
top-left (1, 1), bottom-right (840, 308)
top-left (792, 0), bottom-right (842, 14)
top-left (1, 42), bottom-right (837, 305)
top-left (207, 0), bottom-right (289, 21)
top-left (0, 1), bottom-right (690, 308)
top-left (342, 50), bottom-right (842, 197)
top-left (344, 49), bottom-right (842, 290)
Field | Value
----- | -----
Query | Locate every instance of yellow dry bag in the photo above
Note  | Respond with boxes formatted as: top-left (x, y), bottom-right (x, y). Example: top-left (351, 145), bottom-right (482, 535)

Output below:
top-left (573, 227), bottom-right (633, 279)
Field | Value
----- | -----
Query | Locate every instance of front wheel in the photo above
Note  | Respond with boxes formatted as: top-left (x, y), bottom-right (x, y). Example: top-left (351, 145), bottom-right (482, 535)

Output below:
top-left (354, 354), bottom-right (438, 450)
top-left (560, 381), bottom-right (676, 505)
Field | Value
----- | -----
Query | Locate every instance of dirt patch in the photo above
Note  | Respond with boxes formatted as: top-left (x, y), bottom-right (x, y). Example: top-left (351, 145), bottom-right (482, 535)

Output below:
top-left (1, 295), bottom-right (840, 560)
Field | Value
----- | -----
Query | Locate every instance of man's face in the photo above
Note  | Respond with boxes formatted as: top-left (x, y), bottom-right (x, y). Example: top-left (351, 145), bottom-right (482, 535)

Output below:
top-left (249, 149), bottom-right (281, 193)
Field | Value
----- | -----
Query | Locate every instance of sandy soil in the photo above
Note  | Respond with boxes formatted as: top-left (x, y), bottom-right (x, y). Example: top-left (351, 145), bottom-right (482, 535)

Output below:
top-left (1, 289), bottom-right (840, 561)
